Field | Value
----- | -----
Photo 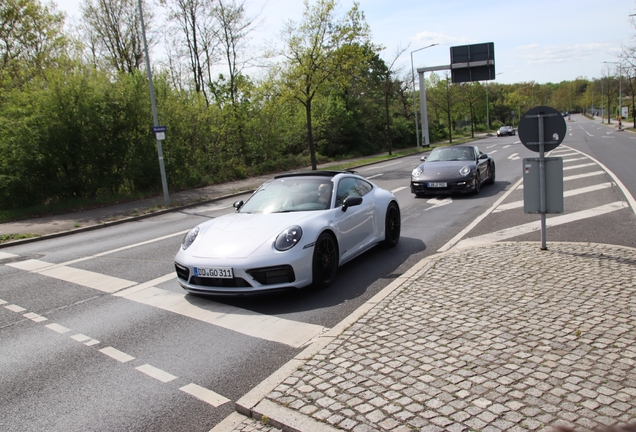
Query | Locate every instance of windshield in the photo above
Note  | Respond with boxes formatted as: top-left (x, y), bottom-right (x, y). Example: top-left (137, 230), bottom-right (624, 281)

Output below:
top-left (238, 177), bottom-right (334, 214)
top-left (426, 147), bottom-right (475, 162)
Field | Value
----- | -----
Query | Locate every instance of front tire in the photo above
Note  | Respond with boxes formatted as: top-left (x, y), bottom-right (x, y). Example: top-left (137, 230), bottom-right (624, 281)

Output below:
top-left (486, 163), bottom-right (496, 185)
top-left (473, 172), bottom-right (481, 194)
top-left (382, 202), bottom-right (401, 248)
top-left (312, 232), bottom-right (338, 289)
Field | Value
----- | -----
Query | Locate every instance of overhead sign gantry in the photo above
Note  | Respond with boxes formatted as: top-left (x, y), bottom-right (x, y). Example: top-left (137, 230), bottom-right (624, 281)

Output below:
top-left (416, 42), bottom-right (495, 146)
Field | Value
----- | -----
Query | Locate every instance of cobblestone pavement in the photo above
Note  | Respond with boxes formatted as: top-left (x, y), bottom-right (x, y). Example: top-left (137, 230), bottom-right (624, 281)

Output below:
top-left (215, 242), bottom-right (636, 432)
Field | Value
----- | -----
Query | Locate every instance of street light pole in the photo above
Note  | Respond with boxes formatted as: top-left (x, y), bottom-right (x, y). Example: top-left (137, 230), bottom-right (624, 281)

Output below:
top-left (138, 0), bottom-right (170, 205)
top-left (411, 43), bottom-right (439, 147)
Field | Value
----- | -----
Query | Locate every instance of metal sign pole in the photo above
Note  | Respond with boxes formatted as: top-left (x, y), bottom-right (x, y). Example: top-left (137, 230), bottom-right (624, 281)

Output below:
top-left (538, 114), bottom-right (547, 250)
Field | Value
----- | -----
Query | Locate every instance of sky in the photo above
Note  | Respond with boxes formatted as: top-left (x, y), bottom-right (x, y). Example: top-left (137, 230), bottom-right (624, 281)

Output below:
top-left (51, 0), bottom-right (635, 85)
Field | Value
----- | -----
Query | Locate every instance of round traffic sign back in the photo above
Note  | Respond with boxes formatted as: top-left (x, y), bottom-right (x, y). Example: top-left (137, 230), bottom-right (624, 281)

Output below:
top-left (517, 106), bottom-right (566, 152)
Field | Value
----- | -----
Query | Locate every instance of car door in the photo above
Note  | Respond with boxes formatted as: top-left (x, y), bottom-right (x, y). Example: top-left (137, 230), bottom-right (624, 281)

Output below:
top-left (332, 177), bottom-right (377, 263)
top-left (474, 146), bottom-right (489, 180)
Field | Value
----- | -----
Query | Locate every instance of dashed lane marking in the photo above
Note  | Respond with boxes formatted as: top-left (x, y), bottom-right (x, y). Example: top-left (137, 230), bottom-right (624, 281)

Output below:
top-left (5, 304), bottom-right (26, 313)
top-left (3, 299), bottom-right (231, 408)
top-left (136, 364), bottom-right (178, 383)
top-left (71, 333), bottom-right (100, 346)
top-left (180, 383), bottom-right (230, 407)
top-left (46, 323), bottom-right (71, 334)
top-left (99, 346), bottom-right (135, 363)
top-left (23, 312), bottom-right (48, 323)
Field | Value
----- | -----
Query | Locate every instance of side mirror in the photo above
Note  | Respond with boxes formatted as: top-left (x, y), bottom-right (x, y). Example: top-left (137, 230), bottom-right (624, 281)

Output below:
top-left (341, 196), bottom-right (363, 212)
top-left (479, 154), bottom-right (488, 160)
top-left (420, 156), bottom-right (427, 161)
top-left (233, 200), bottom-right (244, 211)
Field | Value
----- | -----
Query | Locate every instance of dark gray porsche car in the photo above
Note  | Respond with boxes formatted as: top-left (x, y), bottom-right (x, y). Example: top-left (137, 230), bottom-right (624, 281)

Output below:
top-left (410, 145), bottom-right (495, 196)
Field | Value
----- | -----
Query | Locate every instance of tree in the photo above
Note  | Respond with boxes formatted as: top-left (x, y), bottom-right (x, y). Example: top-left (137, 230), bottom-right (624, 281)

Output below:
top-left (457, 82), bottom-right (484, 138)
top-left (161, 0), bottom-right (217, 103)
top-left (213, 0), bottom-right (257, 107)
top-left (427, 72), bottom-right (457, 143)
top-left (79, 0), bottom-right (153, 74)
top-left (376, 47), bottom-right (407, 155)
top-left (0, 0), bottom-right (66, 88)
top-left (277, 0), bottom-right (372, 170)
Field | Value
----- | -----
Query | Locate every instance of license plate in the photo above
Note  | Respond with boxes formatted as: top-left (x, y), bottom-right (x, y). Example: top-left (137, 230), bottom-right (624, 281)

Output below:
top-left (428, 182), bottom-right (447, 188)
top-left (194, 267), bottom-right (233, 278)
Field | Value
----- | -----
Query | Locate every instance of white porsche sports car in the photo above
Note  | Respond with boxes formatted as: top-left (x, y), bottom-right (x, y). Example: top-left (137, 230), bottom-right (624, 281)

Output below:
top-left (174, 171), bottom-right (401, 295)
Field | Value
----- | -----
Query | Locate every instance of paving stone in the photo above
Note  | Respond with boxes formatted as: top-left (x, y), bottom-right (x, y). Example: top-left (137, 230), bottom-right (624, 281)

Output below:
top-left (250, 243), bottom-right (636, 432)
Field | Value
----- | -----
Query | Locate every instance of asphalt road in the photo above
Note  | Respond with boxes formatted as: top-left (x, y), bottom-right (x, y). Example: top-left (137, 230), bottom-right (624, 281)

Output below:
top-left (1, 114), bottom-right (635, 431)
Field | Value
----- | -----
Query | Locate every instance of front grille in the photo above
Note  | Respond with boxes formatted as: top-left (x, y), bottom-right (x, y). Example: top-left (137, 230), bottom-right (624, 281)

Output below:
top-left (175, 262), bottom-right (189, 281)
top-left (189, 276), bottom-right (252, 288)
top-left (247, 265), bottom-right (295, 285)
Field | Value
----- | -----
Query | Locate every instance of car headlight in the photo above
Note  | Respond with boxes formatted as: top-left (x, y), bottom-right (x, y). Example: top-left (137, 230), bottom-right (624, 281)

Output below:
top-left (275, 225), bottom-right (303, 251)
top-left (459, 165), bottom-right (472, 177)
top-left (412, 168), bottom-right (423, 178)
top-left (182, 226), bottom-right (199, 250)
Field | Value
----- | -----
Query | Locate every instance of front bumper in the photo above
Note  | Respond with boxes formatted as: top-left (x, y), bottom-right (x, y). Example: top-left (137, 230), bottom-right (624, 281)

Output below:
top-left (174, 247), bottom-right (315, 295)
top-left (411, 178), bottom-right (476, 195)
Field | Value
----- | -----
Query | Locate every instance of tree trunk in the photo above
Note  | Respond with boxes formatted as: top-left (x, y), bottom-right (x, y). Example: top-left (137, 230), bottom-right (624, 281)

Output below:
top-left (306, 99), bottom-right (317, 170)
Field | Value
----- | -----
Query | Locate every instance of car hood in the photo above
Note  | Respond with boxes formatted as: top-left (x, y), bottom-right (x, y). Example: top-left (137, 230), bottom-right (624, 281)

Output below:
top-left (416, 161), bottom-right (472, 179)
top-left (191, 212), bottom-right (317, 259)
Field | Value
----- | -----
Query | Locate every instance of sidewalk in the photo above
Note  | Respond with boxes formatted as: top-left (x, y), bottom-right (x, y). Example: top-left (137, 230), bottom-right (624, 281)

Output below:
top-left (215, 242), bottom-right (636, 432)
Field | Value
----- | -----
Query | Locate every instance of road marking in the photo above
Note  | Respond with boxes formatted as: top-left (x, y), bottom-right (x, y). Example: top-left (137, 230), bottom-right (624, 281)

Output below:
top-left (5, 261), bottom-right (324, 347)
top-left (100, 347), bottom-right (135, 363)
top-left (5, 304), bottom-right (26, 313)
top-left (438, 177), bottom-right (524, 252)
top-left (558, 146), bottom-right (636, 214)
top-left (136, 364), bottom-right (178, 383)
top-left (503, 145), bottom-right (511, 149)
top-left (517, 171), bottom-right (605, 189)
top-left (23, 312), bottom-right (48, 322)
top-left (118, 283), bottom-right (326, 348)
top-left (493, 183), bottom-right (615, 212)
top-left (180, 383), bottom-right (230, 407)
top-left (455, 202), bottom-right (627, 248)
top-left (0, 252), bottom-right (18, 260)
top-left (508, 153), bottom-right (520, 160)
top-left (391, 186), bottom-right (407, 194)
top-left (366, 173), bottom-right (383, 179)
top-left (71, 333), bottom-right (100, 345)
top-left (7, 261), bottom-right (138, 293)
top-left (426, 197), bottom-right (452, 211)
top-left (563, 163), bottom-right (596, 171)
top-left (46, 323), bottom-right (71, 334)
top-left (360, 161), bottom-right (401, 171)
top-left (562, 157), bottom-right (588, 163)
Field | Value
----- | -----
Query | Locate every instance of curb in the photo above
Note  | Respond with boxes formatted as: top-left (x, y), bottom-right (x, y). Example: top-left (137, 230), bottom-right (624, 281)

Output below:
top-left (212, 247), bottom-right (448, 431)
